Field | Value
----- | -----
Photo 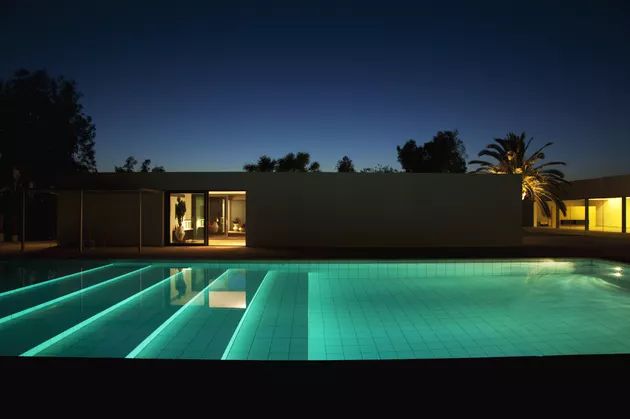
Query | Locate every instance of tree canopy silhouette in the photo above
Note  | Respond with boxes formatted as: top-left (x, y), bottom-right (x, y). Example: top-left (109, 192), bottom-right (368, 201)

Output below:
top-left (396, 130), bottom-right (467, 173)
top-left (244, 152), bottom-right (320, 172)
top-left (360, 164), bottom-right (399, 173)
top-left (243, 155), bottom-right (277, 172)
top-left (115, 156), bottom-right (165, 173)
top-left (336, 156), bottom-right (355, 172)
top-left (0, 69), bottom-right (96, 189)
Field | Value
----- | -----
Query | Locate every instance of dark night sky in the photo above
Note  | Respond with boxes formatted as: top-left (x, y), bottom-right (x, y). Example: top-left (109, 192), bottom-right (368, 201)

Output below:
top-left (2, 0), bottom-right (629, 179)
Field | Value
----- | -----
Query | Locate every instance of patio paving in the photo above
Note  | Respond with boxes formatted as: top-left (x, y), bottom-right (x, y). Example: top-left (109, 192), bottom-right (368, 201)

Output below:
top-left (2, 228), bottom-right (630, 263)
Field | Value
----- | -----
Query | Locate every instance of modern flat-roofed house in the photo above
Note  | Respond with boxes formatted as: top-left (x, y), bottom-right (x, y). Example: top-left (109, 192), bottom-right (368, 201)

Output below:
top-left (528, 174), bottom-right (630, 234)
top-left (52, 172), bottom-right (523, 248)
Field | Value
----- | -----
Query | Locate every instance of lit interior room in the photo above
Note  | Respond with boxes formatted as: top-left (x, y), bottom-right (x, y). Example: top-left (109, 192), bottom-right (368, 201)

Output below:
top-left (208, 191), bottom-right (246, 246)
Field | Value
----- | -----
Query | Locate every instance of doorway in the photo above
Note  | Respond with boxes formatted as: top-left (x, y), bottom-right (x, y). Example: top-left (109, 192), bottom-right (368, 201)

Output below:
top-left (207, 191), bottom-right (246, 246)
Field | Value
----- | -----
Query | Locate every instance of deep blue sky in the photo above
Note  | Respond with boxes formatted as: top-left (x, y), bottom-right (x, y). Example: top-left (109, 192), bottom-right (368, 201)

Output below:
top-left (2, 0), bottom-right (629, 179)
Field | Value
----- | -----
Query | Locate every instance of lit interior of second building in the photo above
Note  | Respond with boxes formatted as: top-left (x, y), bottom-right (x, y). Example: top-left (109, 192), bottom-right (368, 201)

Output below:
top-left (559, 199), bottom-right (586, 230)
top-left (534, 197), bottom-right (626, 233)
top-left (589, 197), bottom-right (622, 232)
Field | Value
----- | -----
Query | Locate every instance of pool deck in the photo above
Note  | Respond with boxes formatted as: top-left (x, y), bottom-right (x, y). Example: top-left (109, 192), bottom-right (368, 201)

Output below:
top-left (3, 228), bottom-right (630, 263)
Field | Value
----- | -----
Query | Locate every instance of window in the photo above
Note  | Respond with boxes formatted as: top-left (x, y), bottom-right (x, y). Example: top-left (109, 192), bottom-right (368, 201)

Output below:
top-left (168, 192), bottom-right (205, 244)
top-left (589, 197), bottom-right (622, 233)
top-left (208, 191), bottom-right (246, 246)
top-left (559, 200), bottom-right (586, 230)
top-left (534, 201), bottom-right (556, 228)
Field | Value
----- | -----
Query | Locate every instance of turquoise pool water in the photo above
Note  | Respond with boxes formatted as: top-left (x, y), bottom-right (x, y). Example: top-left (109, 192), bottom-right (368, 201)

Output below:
top-left (0, 258), bottom-right (629, 360)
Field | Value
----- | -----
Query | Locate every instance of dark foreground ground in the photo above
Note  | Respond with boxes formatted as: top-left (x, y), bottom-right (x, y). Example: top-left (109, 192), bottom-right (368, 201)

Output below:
top-left (3, 354), bottom-right (630, 400)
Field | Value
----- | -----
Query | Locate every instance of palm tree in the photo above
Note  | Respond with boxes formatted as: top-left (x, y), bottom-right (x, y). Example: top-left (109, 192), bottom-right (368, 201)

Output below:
top-left (469, 132), bottom-right (568, 217)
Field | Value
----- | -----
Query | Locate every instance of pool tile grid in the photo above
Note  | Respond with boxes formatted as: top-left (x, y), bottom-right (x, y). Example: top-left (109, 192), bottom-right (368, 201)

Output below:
top-left (144, 258), bottom-right (591, 279)
top-left (4, 258), bottom-right (630, 361)
top-left (223, 271), bottom-right (309, 361)
top-left (306, 271), bottom-right (630, 360)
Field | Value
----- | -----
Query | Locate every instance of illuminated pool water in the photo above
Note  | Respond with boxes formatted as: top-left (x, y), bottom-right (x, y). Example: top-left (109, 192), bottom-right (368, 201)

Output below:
top-left (0, 258), bottom-right (629, 360)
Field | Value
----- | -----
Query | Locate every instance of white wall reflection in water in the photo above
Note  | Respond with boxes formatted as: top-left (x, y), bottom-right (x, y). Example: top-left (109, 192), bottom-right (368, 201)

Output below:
top-left (209, 269), bottom-right (246, 309)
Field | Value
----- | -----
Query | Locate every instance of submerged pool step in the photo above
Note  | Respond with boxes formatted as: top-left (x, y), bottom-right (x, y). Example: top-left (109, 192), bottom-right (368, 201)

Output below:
top-left (0, 262), bottom-right (112, 295)
top-left (129, 269), bottom-right (269, 360)
top-left (222, 271), bottom-right (309, 361)
top-left (0, 265), bottom-right (165, 356)
top-left (27, 267), bottom-right (228, 359)
top-left (22, 268), bottom-right (189, 357)
top-left (0, 264), bottom-right (144, 323)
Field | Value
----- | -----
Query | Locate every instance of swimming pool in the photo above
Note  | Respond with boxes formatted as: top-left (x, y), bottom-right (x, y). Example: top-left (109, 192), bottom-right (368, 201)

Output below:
top-left (0, 258), bottom-right (628, 360)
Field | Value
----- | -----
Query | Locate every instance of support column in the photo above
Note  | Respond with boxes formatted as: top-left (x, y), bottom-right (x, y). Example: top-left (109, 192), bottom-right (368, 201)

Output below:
top-left (622, 196), bottom-right (627, 234)
top-left (225, 195), bottom-right (230, 238)
top-left (20, 188), bottom-right (25, 252)
top-left (584, 198), bottom-right (589, 231)
top-left (555, 205), bottom-right (560, 229)
top-left (138, 191), bottom-right (143, 253)
top-left (204, 192), bottom-right (209, 246)
top-left (79, 190), bottom-right (84, 254)
top-left (161, 192), bottom-right (165, 246)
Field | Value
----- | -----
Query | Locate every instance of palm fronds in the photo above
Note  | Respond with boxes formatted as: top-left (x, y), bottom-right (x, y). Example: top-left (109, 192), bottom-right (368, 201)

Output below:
top-left (469, 132), bottom-right (569, 217)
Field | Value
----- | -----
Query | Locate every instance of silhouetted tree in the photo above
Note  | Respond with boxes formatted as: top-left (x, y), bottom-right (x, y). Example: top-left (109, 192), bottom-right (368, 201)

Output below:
top-left (360, 164), bottom-right (399, 173)
top-left (336, 156), bottom-right (355, 172)
top-left (0, 69), bottom-right (96, 239)
top-left (277, 152), bottom-right (317, 172)
top-left (469, 132), bottom-right (568, 217)
top-left (115, 156), bottom-right (165, 173)
top-left (0, 69), bottom-right (97, 189)
top-left (115, 156), bottom-right (137, 173)
top-left (244, 152), bottom-right (320, 172)
top-left (140, 159), bottom-right (151, 172)
top-left (396, 130), bottom-right (467, 173)
top-left (396, 140), bottom-right (424, 172)
top-left (243, 155), bottom-right (276, 172)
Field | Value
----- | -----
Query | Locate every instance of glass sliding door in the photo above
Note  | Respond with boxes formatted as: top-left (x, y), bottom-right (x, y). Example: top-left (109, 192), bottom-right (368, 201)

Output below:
top-left (589, 197), bottom-right (622, 232)
top-left (559, 199), bottom-right (586, 230)
top-left (534, 201), bottom-right (556, 228)
top-left (208, 191), bottom-right (246, 246)
top-left (168, 192), bottom-right (206, 244)
top-left (208, 196), bottom-right (226, 237)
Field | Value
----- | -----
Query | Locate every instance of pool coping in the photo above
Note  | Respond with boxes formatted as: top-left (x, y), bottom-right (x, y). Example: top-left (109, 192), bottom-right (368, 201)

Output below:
top-left (3, 353), bottom-right (630, 377)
